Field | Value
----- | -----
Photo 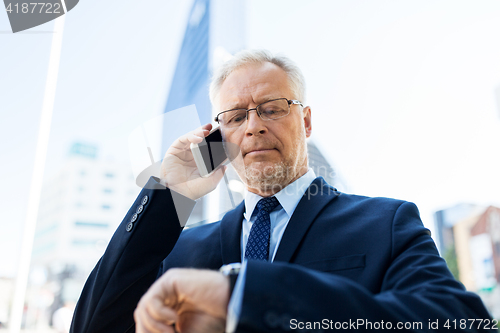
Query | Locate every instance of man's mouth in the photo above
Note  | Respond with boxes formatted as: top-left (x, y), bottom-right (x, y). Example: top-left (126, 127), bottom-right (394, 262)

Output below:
top-left (245, 148), bottom-right (276, 156)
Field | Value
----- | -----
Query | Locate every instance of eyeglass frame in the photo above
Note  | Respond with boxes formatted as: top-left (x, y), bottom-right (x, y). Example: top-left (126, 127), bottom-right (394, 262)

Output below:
top-left (214, 98), bottom-right (303, 127)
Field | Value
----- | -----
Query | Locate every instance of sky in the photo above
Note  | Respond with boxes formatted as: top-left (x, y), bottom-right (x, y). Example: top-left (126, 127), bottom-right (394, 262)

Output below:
top-left (1, 0), bottom-right (500, 278)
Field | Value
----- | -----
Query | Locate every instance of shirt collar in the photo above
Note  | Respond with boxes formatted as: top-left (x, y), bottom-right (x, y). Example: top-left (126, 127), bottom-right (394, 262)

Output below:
top-left (243, 169), bottom-right (317, 220)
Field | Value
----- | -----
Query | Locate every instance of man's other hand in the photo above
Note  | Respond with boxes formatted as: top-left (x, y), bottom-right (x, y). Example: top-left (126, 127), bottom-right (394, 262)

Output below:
top-left (134, 268), bottom-right (230, 333)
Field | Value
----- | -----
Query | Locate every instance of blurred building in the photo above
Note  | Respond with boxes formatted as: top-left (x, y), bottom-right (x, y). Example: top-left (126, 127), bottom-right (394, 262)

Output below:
top-left (434, 203), bottom-right (483, 255)
top-left (307, 140), bottom-right (336, 186)
top-left (454, 206), bottom-right (500, 292)
top-left (435, 204), bottom-right (500, 318)
top-left (28, 142), bottom-right (139, 328)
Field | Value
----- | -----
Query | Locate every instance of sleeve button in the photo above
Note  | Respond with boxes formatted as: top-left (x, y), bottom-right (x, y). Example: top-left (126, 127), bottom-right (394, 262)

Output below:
top-left (126, 222), bottom-right (134, 232)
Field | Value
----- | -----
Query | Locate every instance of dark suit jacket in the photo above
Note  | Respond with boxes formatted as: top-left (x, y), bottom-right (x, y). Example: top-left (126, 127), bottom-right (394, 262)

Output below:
top-left (70, 177), bottom-right (491, 333)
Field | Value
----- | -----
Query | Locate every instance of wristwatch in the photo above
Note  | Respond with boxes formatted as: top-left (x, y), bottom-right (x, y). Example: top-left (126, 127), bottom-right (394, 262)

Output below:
top-left (219, 263), bottom-right (242, 295)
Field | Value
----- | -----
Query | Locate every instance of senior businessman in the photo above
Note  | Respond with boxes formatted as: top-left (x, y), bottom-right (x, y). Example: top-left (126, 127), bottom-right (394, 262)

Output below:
top-left (71, 50), bottom-right (491, 333)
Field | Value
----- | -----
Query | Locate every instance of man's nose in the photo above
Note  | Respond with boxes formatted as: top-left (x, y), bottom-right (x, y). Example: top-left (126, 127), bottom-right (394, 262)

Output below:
top-left (244, 109), bottom-right (267, 136)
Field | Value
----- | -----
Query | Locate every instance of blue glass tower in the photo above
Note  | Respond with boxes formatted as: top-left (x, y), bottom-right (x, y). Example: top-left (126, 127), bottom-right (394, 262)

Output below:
top-left (163, 0), bottom-right (211, 124)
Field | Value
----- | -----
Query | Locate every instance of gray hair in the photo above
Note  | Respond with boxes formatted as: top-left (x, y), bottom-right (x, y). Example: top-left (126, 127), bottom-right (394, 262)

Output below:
top-left (209, 49), bottom-right (306, 110)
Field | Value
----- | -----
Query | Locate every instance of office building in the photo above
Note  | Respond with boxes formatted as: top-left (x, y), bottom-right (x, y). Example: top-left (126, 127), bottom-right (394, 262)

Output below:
top-left (434, 203), bottom-right (483, 255)
top-left (435, 204), bottom-right (500, 318)
top-left (32, 142), bottom-right (139, 305)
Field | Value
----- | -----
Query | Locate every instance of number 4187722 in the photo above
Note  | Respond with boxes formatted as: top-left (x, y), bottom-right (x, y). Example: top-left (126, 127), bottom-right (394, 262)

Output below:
top-left (5, 3), bottom-right (62, 14)
top-left (444, 319), bottom-right (498, 330)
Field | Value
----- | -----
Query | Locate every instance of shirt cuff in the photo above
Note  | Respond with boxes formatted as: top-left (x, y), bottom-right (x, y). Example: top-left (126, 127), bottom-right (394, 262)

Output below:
top-left (225, 260), bottom-right (247, 333)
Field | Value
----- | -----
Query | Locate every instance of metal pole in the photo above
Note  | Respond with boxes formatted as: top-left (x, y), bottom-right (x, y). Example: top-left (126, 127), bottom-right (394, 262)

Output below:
top-left (9, 15), bottom-right (65, 333)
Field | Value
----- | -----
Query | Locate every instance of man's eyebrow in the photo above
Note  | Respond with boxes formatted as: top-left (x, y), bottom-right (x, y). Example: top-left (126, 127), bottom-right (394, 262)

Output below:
top-left (224, 96), bottom-right (282, 110)
top-left (257, 96), bottom-right (281, 104)
top-left (224, 103), bottom-right (247, 111)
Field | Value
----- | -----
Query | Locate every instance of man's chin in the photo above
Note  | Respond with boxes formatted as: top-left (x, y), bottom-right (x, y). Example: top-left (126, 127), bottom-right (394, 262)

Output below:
top-left (245, 161), bottom-right (281, 177)
top-left (243, 162), bottom-right (291, 191)
top-left (244, 160), bottom-right (277, 172)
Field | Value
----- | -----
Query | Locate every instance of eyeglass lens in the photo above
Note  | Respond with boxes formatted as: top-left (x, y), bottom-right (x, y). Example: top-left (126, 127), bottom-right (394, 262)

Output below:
top-left (220, 99), bottom-right (290, 128)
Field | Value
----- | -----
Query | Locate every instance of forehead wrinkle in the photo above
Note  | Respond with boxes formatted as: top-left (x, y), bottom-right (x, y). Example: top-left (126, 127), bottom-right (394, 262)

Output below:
top-left (219, 63), bottom-right (293, 110)
top-left (224, 85), bottom-right (290, 110)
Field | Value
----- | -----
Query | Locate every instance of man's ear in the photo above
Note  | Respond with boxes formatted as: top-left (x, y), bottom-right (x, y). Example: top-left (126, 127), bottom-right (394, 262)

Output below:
top-left (303, 106), bottom-right (312, 138)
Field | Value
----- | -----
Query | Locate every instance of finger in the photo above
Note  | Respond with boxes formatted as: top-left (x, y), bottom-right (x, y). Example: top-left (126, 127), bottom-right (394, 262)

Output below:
top-left (136, 306), bottom-right (175, 333)
top-left (141, 316), bottom-right (175, 333)
top-left (176, 311), bottom-right (226, 333)
top-left (168, 126), bottom-right (211, 153)
top-left (207, 165), bottom-right (226, 184)
top-left (135, 321), bottom-right (154, 333)
top-left (136, 320), bottom-right (175, 333)
top-left (134, 308), bottom-right (149, 333)
top-left (200, 123), bottom-right (212, 133)
top-left (146, 297), bottom-right (178, 323)
top-left (181, 124), bottom-right (213, 144)
top-left (171, 133), bottom-right (203, 151)
top-left (135, 298), bottom-right (176, 333)
top-left (182, 123), bottom-right (213, 143)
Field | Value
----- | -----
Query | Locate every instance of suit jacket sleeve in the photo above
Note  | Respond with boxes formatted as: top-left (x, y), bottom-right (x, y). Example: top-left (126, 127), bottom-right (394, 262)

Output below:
top-left (70, 177), bottom-right (196, 333)
top-left (236, 201), bottom-right (492, 332)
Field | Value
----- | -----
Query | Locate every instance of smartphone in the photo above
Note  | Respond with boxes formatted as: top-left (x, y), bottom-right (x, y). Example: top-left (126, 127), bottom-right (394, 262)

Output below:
top-left (190, 127), bottom-right (228, 177)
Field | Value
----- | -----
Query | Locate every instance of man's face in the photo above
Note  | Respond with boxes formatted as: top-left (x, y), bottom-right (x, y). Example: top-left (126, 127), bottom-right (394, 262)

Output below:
top-left (217, 62), bottom-right (312, 196)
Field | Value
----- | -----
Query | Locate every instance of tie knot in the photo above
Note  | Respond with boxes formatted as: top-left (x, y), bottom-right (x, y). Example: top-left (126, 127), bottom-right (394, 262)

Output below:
top-left (256, 196), bottom-right (280, 214)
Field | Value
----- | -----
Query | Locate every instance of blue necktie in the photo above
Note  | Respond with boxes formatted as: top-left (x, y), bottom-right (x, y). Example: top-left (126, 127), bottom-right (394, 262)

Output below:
top-left (244, 196), bottom-right (280, 261)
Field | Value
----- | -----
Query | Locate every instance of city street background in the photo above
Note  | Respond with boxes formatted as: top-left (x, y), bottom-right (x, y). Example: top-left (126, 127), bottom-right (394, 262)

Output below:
top-left (1, 0), bottom-right (500, 330)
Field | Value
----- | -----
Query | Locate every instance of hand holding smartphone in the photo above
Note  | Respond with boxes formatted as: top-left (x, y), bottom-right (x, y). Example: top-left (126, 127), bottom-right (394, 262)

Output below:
top-left (160, 124), bottom-right (227, 200)
top-left (190, 127), bottom-right (229, 177)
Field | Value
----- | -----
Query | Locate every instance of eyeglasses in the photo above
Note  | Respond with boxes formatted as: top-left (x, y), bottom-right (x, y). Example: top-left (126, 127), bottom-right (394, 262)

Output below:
top-left (214, 98), bottom-right (303, 128)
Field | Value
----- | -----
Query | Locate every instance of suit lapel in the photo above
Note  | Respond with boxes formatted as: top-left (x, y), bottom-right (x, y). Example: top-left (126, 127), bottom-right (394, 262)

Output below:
top-left (220, 200), bottom-right (245, 264)
top-left (274, 177), bottom-right (340, 263)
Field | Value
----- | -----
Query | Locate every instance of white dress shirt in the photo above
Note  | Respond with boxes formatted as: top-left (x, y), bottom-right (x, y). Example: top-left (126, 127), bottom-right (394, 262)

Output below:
top-left (226, 169), bottom-right (317, 332)
top-left (240, 168), bottom-right (317, 262)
